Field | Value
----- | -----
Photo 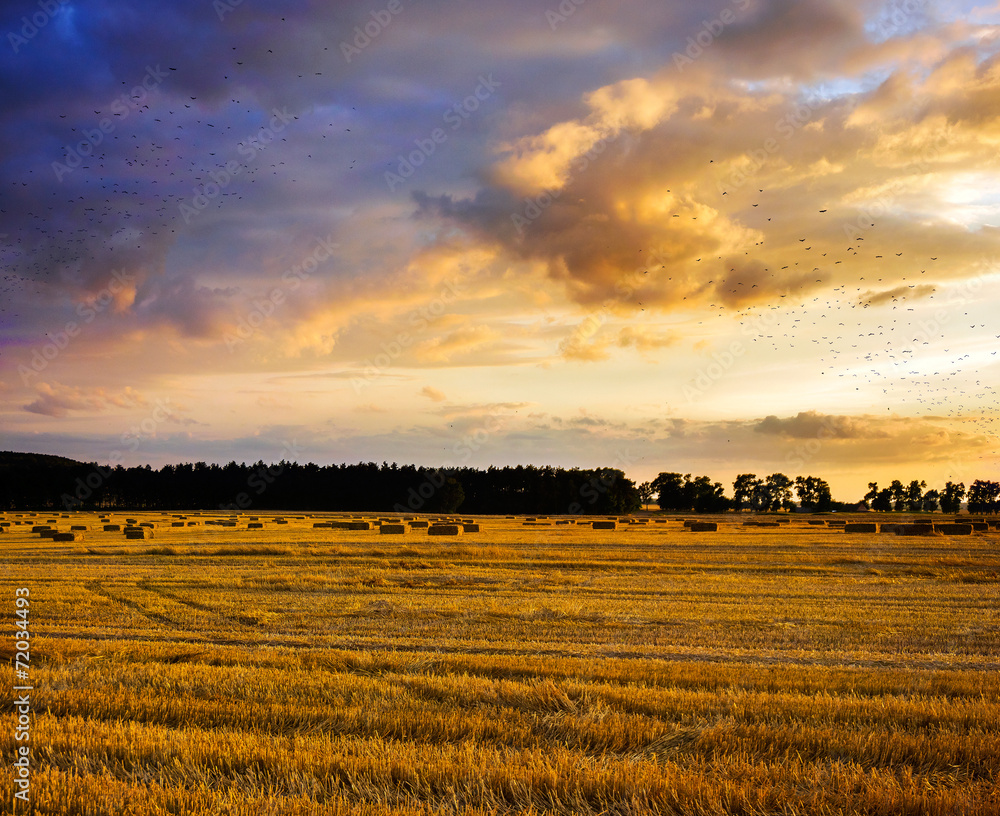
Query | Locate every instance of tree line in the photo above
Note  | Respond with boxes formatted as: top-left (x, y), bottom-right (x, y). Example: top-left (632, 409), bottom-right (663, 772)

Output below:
top-left (2, 452), bottom-right (996, 515)
top-left (641, 472), bottom-right (1000, 514)
top-left (0, 453), bottom-right (640, 515)
top-left (862, 479), bottom-right (1000, 514)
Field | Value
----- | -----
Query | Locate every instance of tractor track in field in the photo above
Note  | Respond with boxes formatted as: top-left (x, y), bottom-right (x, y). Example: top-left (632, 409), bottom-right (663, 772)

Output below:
top-left (31, 626), bottom-right (1000, 675)
top-left (137, 583), bottom-right (264, 630)
top-left (84, 581), bottom-right (183, 630)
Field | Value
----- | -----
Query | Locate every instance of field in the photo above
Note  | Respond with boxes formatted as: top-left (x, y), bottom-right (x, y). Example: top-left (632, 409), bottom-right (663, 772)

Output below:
top-left (2, 510), bottom-right (999, 815)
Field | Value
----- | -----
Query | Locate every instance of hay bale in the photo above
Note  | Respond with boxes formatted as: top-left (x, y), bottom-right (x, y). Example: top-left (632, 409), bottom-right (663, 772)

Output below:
top-left (592, 521), bottom-right (617, 530)
top-left (380, 524), bottom-right (406, 534)
top-left (38, 529), bottom-right (58, 538)
top-left (409, 521), bottom-right (429, 528)
top-left (171, 521), bottom-right (185, 527)
top-left (125, 530), bottom-right (152, 540)
top-left (826, 520), bottom-right (847, 526)
top-left (935, 523), bottom-right (973, 535)
top-left (247, 522), bottom-right (264, 529)
top-left (897, 523), bottom-right (934, 536)
top-left (313, 522), bottom-right (333, 528)
top-left (103, 524), bottom-right (122, 531)
top-left (807, 520), bottom-right (826, 525)
top-left (140, 522), bottom-right (156, 529)
top-left (688, 522), bottom-right (718, 532)
top-left (844, 523), bottom-right (878, 533)
top-left (880, 524), bottom-right (901, 534)
top-left (53, 531), bottom-right (83, 542)
top-left (31, 525), bottom-right (52, 532)
top-left (462, 523), bottom-right (480, 533)
top-left (970, 522), bottom-right (989, 532)
top-left (428, 525), bottom-right (462, 536)
top-left (70, 525), bottom-right (89, 531)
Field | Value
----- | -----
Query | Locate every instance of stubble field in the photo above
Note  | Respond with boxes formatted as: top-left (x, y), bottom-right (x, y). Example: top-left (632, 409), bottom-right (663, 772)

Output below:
top-left (2, 510), bottom-right (999, 815)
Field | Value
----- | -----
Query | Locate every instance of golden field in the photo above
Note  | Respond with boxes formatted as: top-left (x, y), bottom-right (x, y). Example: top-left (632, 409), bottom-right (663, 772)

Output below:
top-left (2, 510), bottom-right (999, 815)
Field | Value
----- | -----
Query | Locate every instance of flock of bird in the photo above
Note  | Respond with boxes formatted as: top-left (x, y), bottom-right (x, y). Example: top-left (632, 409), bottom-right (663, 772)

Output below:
top-left (1, 15), bottom-right (996, 464)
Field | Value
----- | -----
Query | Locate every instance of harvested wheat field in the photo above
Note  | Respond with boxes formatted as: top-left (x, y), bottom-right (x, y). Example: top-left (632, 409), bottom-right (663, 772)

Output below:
top-left (2, 510), bottom-right (999, 815)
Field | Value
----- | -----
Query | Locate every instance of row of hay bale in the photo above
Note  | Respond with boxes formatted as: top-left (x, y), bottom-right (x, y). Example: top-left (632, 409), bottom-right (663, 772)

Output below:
top-left (310, 518), bottom-right (482, 535)
top-left (883, 522), bottom-right (978, 535)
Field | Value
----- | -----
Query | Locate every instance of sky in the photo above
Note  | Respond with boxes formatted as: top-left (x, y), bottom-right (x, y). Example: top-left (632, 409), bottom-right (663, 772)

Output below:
top-left (1, 0), bottom-right (1000, 502)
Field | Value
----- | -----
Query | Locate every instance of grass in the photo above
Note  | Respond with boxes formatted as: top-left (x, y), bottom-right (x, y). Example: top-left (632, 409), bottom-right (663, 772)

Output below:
top-left (1, 510), bottom-right (999, 814)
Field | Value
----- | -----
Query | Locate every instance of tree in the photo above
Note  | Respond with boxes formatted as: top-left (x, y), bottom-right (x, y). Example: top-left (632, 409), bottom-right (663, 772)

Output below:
top-left (863, 482), bottom-right (879, 510)
top-left (430, 477), bottom-right (465, 512)
top-left (637, 481), bottom-right (654, 510)
top-left (889, 480), bottom-right (906, 512)
top-left (905, 480), bottom-right (926, 512)
top-left (921, 489), bottom-right (940, 513)
top-left (686, 475), bottom-right (730, 513)
top-left (967, 479), bottom-right (1000, 514)
top-left (795, 475), bottom-right (833, 512)
top-left (652, 472), bottom-right (687, 511)
top-left (764, 473), bottom-right (794, 511)
top-left (940, 481), bottom-right (966, 514)
top-left (733, 474), bottom-right (760, 512)
top-left (872, 488), bottom-right (893, 512)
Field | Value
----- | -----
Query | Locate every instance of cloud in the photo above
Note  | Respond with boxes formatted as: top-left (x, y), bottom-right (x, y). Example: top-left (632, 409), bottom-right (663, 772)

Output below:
top-left (859, 284), bottom-right (937, 306)
top-left (419, 386), bottom-right (447, 402)
top-left (617, 326), bottom-right (681, 355)
top-left (754, 411), bottom-right (891, 439)
top-left (23, 382), bottom-right (145, 418)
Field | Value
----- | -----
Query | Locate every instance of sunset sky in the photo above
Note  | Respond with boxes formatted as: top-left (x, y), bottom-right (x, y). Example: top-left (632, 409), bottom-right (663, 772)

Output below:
top-left (2, 0), bottom-right (999, 501)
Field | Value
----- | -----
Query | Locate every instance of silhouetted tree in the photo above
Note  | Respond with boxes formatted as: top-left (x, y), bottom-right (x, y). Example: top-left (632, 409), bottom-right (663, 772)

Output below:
top-left (940, 481), bottom-right (966, 514)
